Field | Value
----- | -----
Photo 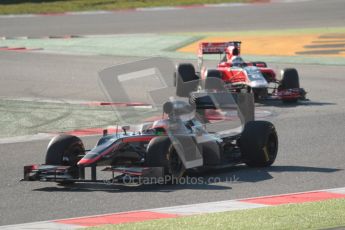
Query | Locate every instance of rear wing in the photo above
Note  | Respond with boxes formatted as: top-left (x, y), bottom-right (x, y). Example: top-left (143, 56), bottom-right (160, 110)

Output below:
top-left (197, 41), bottom-right (241, 71)
top-left (198, 41), bottom-right (241, 56)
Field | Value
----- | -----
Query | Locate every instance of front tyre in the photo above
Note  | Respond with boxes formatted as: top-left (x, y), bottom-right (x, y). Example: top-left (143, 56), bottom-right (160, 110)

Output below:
top-left (281, 68), bottom-right (300, 103)
top-left (167, 147), bottom-right (185, 179)
top-left (240, 121), bottom-right (278, 167)
top-left (146, 137), bottom-right (185, 184)
top-left (46, 134), bottom-right (85, 185)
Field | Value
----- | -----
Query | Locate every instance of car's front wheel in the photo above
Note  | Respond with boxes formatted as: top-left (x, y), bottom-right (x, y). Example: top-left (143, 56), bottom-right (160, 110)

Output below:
top-left (146, 136), bottom-right (185, 184)
top-left (240, 121), bottom-right (278, 167)
top-left (46, 134), bottom-right (85, 185)
top-left (280, 68), bottom-right (300, 103)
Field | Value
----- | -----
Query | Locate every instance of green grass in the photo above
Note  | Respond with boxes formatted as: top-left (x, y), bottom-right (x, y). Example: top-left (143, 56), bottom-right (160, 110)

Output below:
top-left (0, 99), bottom-right (117, 138)
top-left (0, 99), bottom-right (157, 138)
top-left (0, 0), bottom-right (247, 15)
top-left (89, 198), bottom-right (345, 230)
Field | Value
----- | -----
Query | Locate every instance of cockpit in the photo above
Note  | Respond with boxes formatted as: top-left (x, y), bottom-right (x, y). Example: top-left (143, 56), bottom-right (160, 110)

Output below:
top-left (231, 56), bottom-right (246, 67)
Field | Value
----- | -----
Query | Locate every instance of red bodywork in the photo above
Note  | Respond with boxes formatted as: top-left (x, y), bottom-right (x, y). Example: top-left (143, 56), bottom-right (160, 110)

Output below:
top-left (215, 61), bottom-right (277, 85)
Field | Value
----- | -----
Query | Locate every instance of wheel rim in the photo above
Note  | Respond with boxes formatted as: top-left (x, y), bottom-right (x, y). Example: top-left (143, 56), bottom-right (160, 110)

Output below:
top-left (62, 143), bottom-right (84, 179)
top-left (62, 143), bottom-right (84, 166)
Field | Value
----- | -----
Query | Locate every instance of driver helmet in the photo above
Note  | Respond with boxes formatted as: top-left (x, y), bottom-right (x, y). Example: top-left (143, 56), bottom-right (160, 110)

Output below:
top-left (225, 45), bottom-right (240, 62)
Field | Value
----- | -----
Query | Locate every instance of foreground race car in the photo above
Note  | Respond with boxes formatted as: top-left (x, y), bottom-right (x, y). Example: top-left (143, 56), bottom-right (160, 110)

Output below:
top-left (175, 41), bottom-right (306, 103)
top-left (22, 76), bottom-right (278, 186)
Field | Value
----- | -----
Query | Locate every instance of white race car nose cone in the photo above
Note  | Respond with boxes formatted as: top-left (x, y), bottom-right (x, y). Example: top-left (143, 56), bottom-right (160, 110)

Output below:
top-left (249, 79), bottom-right (269, 88)
top-left (244, 66), bottom-right (268, 88)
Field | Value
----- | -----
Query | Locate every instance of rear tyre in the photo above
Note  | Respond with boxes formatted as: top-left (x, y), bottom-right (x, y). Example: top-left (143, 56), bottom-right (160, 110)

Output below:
top-left (204, 69), bottom-right (224, 90)
top-left (205, 69), bottom-right (222, 79)
top-left (46, 134), bottom-right (85, 185)
top-left (240, 121), bottom-right (278, 167)
top-left (175, 63), bottom-right (199, 97)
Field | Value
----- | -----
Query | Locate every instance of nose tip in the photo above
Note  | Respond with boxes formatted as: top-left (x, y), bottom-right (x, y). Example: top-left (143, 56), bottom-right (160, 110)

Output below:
top-left (77, 158), bottom-right (90, 166)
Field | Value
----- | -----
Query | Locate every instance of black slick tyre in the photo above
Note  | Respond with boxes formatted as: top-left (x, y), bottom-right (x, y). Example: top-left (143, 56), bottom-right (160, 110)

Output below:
top-left (175, 63), bottom-right (199, 97)
top-left (146, 136), bottom-right (185, 184)
top-left (46, 134), bottom-right (85, 184)
top-left (281, 68), bottom-right (300, 103)
top-left (240, 121), bottom-right (278, 167)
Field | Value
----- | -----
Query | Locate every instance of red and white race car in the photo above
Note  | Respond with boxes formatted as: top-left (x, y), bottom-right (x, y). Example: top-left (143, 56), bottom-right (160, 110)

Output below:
top-left (175, 41), bottom-right (306, 103)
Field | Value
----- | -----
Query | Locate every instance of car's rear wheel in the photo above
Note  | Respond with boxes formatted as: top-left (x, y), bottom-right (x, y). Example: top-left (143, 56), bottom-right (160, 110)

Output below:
top-left (204, 69), bottom-right (224, 90)
top-left (175, 63), bottom-right (199, 97)
top-left (240, 121), bottom-right (278, 167)
top-left (46, 134), bottom-right (85, 185)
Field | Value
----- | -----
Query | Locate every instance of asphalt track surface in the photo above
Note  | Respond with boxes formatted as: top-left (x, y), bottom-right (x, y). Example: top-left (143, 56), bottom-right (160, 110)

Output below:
top-left (1, 0), bottom-right (345, 37)
top-left (1, 0), bottom-right (345, 226)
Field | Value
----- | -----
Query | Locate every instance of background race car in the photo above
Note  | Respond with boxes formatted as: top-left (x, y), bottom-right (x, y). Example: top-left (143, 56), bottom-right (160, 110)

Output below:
top-left (175, 41), bottom-right (307, 103)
